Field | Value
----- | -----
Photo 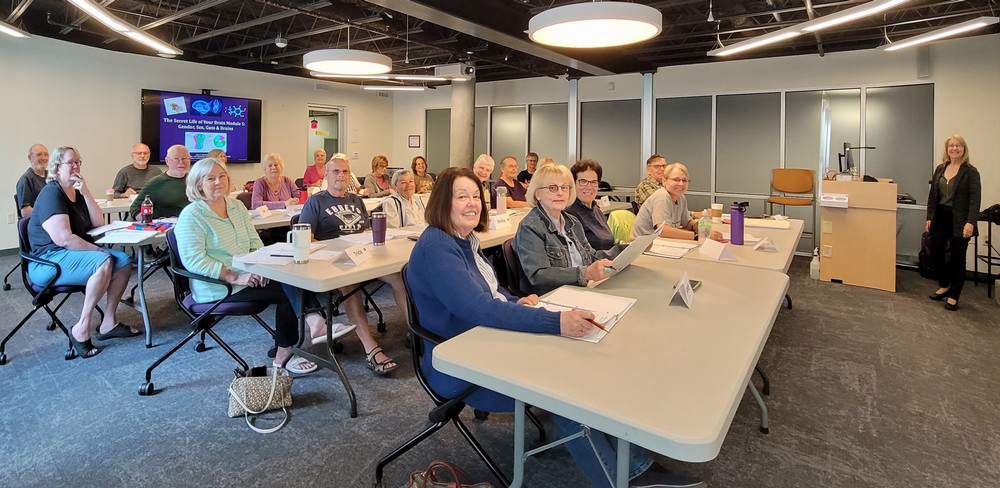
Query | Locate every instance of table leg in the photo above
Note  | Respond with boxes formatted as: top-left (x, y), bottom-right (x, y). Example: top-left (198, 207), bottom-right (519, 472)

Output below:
top-left (291, 291), bottom-right (358, 418)
top-left (616, 437), bottom-right (629, 488)
top-left (511, 399), bottom-right (526, 488)
top-left (135, 244), bottom-right (153, 348)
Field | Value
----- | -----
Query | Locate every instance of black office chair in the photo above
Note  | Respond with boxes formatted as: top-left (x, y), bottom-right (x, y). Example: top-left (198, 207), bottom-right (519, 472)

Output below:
top-left (500, 238), bottom-right (528, 298)
top-left (374, 264), bottom-right (546, 487)
top-left (235, 191), bottom-right (253, 210)
top-left (3, 195), bottom-right (22, 291)
top-left (294, 177), bottom-right (305, 190)
top-left (138, 229), bottom-right (275, 396)
top-left (1, 218), bottom-right (104, 364)
top-left (288, 214), bottom-right (386, 332)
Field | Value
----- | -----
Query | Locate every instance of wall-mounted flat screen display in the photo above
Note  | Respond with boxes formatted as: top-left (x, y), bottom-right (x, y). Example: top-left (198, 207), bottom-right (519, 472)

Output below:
top-left (141, 89), bottom-right (262, 163)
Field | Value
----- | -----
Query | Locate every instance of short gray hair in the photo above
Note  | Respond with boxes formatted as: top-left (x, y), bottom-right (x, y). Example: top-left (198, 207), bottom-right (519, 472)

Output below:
top-left (391, 169), bottom-right (413, 187)
top-left (185, 158), bottom-right (229, 202)
top-left (473, 154), bottom-right (495, 170)
top-left (46, 146), bottom-right (79, 183)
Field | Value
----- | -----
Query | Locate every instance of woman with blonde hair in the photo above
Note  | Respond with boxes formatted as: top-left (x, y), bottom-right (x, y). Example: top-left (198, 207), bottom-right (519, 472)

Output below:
top-left (363, 155), bottom-right (394, 198)
top-left (926, 134), bottom-right (981, 311)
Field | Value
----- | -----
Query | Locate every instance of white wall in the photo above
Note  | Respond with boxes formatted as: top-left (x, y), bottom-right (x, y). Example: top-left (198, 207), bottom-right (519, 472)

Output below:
top-left (0, 35), bottom-right (393, 250)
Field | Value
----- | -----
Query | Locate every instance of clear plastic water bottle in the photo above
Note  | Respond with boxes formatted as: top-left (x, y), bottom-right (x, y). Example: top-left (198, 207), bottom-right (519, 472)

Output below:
top-left (698, 211), bottom-right (712, 240)
top-left (810, 247), bottom-right (820, 280)
top-left (140, 196), bottom-right (154, 224)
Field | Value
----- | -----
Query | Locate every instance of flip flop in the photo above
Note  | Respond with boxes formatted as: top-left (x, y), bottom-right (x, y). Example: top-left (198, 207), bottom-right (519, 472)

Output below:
top-left (310, 323), bottom-right (357, 345)
top-left (95, 323), bottom-right (141, 341)
top-left (274, 356), bottom-right (318, 375)
top-left (69, 334), bottom-right (102, 359)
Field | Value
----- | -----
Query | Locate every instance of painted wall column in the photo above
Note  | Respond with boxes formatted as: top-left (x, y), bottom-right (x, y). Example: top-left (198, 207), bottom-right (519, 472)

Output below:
top-left (450, 79), bottom-right (476, 168)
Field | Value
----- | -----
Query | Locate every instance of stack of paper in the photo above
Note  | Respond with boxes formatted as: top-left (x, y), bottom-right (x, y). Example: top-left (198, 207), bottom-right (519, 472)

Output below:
top-left (533, 287), bottom-right (636, 343)
top-left (744, 218), bottom-right (790, 229)
top-left (339, 228), bottom-right (419, 244)
top-left (644, 238), bottom-right (698, 259)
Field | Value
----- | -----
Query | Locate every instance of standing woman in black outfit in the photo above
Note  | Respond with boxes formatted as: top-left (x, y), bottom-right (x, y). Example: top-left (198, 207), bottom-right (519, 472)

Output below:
top-left (926, 135), bottom-right (981, 311)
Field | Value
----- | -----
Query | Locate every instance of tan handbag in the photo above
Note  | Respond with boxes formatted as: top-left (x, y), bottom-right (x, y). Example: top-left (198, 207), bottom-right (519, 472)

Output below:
top-left (407, 460), bottom-right (495, 488)
top-left (227, 367), bottom-right (293, 434)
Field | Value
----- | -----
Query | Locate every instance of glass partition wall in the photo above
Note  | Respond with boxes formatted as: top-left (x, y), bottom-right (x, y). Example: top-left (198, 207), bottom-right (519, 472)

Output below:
top-left (426, 83), bottom-right (933, 261)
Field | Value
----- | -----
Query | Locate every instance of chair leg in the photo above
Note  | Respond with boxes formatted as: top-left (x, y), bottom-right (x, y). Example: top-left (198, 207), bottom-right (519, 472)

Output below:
top-left (755, 365), bottom-right (770, 396)
top-left (363, 288), bottom-right (386, 333)
top-left (784, 293), bottom-right (792, 310)
top-left (2, 262), bottom-right (18, 291)
top-left (526, 406), bottom-right (547, 444)
top-left (374, 418), bottom-right (450, 487)
top-left (0, 305), bottom-right (44, 363)
top-left (453, 417), bottom-right (512, 487)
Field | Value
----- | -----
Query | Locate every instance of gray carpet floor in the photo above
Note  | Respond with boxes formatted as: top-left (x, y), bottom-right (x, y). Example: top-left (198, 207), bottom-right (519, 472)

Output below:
top-left (0, 253), bottom-right (998, 488)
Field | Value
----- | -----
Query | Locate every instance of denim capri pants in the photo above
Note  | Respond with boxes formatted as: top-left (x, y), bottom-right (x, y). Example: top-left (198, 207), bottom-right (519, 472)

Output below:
top-left (28, 248), bottom-right (131, 287)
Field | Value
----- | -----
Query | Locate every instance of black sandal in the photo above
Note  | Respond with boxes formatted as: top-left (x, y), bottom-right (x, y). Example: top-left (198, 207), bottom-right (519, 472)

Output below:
top-left (69, 334), bottom-right (101, 359)
top-left (365, 347), bottom-right (398, 376)
top-left (95, 323), bottom-right (140, 341)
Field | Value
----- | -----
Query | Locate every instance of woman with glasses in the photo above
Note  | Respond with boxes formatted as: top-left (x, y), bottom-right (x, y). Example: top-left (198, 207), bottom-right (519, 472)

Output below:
top-left (363, 155), bottom-right (394, 198)
top-left (512, 164), bottom-right (625, 296)
top-left (383, 169), bottom-right (426, 228)
top-left (926, 134), bottom-right (981, 311)
top-left (26, 146), bottom-right (137, 359)
top-left (632, 162), bottom-right (716, 241)
top-left (563, 159), bottom-right (615, 250)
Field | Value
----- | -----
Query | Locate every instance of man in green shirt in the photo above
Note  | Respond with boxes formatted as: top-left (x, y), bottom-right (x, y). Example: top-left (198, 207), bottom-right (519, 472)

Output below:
top-left (129, 145), bottom-right (192, 220)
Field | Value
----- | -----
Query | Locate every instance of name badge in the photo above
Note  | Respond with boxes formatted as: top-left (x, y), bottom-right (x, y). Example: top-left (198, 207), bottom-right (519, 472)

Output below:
top-left (489, 212), bottom-right (512, 230)
top-left (252, 205), bottom-right (272, 218)
top-left (669, 271), bottom-right (695, 308)
top-left (345, 243), bottom-right (372, 265)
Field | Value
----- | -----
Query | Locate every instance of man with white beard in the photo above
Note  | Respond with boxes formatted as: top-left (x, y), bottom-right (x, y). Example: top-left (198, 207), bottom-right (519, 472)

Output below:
top-left (112, 143), bottom-right (162, 198)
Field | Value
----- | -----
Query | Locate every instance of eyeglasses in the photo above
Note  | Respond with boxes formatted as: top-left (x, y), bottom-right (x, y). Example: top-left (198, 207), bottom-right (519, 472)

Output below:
top-left (666, 177), bottom-right (690, 184)
top-left (64, 159), bottom-right (83, 167)
top-left (576, 179), bottom-right (599, 187)
top-left (947, 144), bottom-right (963, 148)
top-left (167, 156), bottom-right (192, 162)
top-left (543, 184), bottom-right (572, 193)
top-left (649, 164), bottom-right (667, 170)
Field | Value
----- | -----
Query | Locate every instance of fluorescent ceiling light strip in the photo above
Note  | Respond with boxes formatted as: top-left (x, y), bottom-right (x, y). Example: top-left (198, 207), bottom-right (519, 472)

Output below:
top-left (68, 0), bottom-right (130, 32)
top-left (362, 86), bottom-right (425, 91)
top-left (882, 17), bottom-right (998, 51)
top-left (123, 31), bottom-right (182, 55)
top-left (68, 0), bottom-right (182, 55)
top-left (0, 20), bottom-right (30, 38)
top-left (801, 0), bottom-right (910, 33)
top-left (393, 75), bottom-right (447, 81)
top-left (708, 31), bottom-right (801, 56)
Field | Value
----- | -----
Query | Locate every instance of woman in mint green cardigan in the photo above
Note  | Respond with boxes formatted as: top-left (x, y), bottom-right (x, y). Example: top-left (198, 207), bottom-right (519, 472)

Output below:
top-left (175, 158), bottom-right (355, 374)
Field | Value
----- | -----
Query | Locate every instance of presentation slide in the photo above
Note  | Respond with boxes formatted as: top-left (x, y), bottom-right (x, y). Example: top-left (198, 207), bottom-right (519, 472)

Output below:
top-left (157, 91), bottom-right (251, 160)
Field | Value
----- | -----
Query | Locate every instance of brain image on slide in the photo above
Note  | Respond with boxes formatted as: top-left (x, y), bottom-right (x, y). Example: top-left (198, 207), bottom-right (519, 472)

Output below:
top-left (185, 132), bottom-right (227, 152)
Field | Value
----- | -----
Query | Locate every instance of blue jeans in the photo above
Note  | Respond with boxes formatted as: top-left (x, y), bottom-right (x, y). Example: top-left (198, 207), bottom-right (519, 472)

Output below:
top-left (550, 413), bottom-right (654, 487)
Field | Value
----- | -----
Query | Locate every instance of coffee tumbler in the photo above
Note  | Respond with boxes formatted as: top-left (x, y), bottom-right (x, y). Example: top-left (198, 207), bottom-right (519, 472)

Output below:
top-left (371, 212), bottom-right (387, 246)
top-left (286, 223), bottom-right (312, 263)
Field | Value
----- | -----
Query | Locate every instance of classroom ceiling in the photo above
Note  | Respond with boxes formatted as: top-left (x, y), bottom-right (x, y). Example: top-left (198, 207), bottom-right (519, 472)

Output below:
top-left (7, 0), bottom-right (999, 86)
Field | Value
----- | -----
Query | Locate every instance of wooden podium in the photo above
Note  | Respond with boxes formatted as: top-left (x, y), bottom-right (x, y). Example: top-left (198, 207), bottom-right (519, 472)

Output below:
top-left (819, 179), bottom-right (897, 292)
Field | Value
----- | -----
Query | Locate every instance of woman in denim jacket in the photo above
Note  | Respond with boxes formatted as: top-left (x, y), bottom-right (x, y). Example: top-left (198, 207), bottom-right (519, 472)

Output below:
top-left (513, 164), bottom-right (626, 296)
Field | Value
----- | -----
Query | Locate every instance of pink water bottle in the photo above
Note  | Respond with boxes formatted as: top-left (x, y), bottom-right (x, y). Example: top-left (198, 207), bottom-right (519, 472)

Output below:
top-left (730, 202), bottom-right (746, 245)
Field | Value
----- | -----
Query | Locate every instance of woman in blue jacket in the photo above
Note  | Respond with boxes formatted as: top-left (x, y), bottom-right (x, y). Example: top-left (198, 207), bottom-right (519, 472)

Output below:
top-left (408, 167), bottom-right (698, 487)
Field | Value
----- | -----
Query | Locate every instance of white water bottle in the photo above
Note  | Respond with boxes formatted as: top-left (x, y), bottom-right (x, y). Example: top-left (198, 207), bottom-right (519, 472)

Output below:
top-left (810, 247), bottom-right (820, 280)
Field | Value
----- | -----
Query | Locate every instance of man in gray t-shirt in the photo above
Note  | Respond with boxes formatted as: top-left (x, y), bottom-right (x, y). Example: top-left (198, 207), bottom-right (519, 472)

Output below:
top-left (16, 144), bottom-right (49, 218)
top-left (112, 143), bottom-right (162, 198)
top-left (631, 188), bottom-right (694, 240)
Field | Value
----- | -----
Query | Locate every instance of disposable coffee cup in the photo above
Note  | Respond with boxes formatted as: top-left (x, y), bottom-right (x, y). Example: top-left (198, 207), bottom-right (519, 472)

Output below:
top-left (371, 212), bottom-right (387, 246)
top-left (286, 223), bottom-right (312, 263)
top-left (711, 203), bottom-right (723, 223)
